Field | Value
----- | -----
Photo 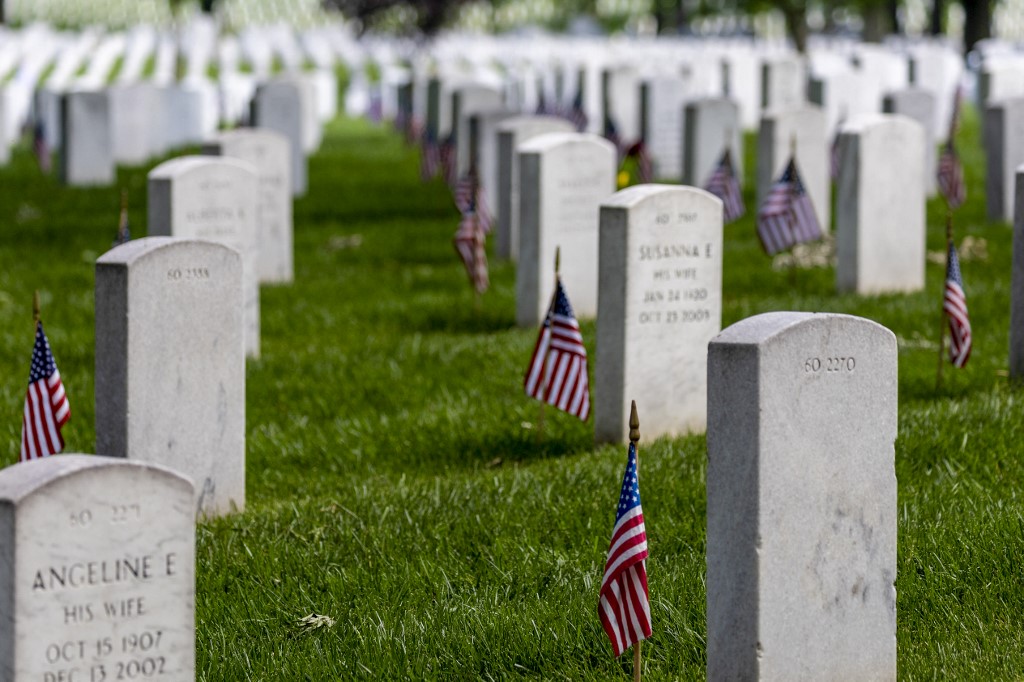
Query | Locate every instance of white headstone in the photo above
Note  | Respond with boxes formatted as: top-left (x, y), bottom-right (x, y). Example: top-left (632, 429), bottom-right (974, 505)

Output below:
top-left (757, 106), bottom-right (830, 230)
top-left (60, 90), bottom-right (113, 186)
top-left (984, 98), bottom-right (1024, 222)
top-left (147, 156), bottom-right (261, 357)
top-left (595, 185), bottom-right (723, 442)
top-left (0, 455), bottom-right (195, 679)
top-left (204, 129), bottom-right (294, 284)
top-left (252, 80), bottom-right (308, 197)
top-left (707, 312), bottom-right (897, 681)
top-left (882, 89), bottom-right (938, 197)
top-left (95, 238), bottom-right (245, 517)
top-left (641, 75), bottom-right (690, 181)
top-left (836, 115), bottom-right (926, 294)
top-left (683, 98), bottom-right (742, 188)
top-left (516, 132), bottom-right (617, 326)
top-left (495, 115), bottom-right (576, 260)
top-left (761, 55), bottom-right (806, 112)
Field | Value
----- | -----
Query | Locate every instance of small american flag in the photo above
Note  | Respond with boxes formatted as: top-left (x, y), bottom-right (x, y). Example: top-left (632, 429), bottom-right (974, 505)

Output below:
top-left (33, 120), bottom-right (51, 174)
top-left (599, 440), bottom-right (651, 657)
top-left (603, 115), bottom-right (623, 159)
top-left (937, 141), bottom-right (966, 209)
top-left (944, 241), bottom-right (972, 368)
top-left (114, 195), bottom-right (131, 246)
top-left (756, 158), bottom-right (822, 255)
top-left (568, 89), bottom-right (588, 132)
top-left (623, 141), bottom-right (653, 184)
top-left (704, 148), bottom-right (745, 223)
top-left (524, 279), bottom-right (590, 420)
top-left (453, 207), bottom-right (489, 294)
top-left (21, 321), bottom-right (70, 461)
top-left (453, 172), bottom-right (492, 234)
top-left (420, 130), bottom-right (441, 181)
top-left (440, 135), bottom-right (457, 188)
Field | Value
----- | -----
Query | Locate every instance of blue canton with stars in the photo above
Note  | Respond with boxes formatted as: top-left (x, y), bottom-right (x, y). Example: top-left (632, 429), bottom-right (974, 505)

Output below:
top-left (552, 280), bottom-right (576, 319)
top-left (28, 323), bottom-right (58, 385)
top-left (616, 443), bottom-right (642, 521)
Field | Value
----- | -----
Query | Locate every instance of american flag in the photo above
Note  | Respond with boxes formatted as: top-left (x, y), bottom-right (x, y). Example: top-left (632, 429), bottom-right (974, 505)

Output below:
top-left (440, 135), bottom-right (457, 188)
top-left (420, 130), bottom-right (441, 181)
top-left (756, 158), bottom-right (822, 255)
top-left (568, 89), bottom-right (588, 132)
top-left (599, 441), bottom-right (651, 657)
top-left (944, 241), bottom-right (972, 368)
top-left (114, 194), bottom-right (131, 246)
top-left (603, 115), bottom-right (623, 159)
top-left (937, 141), bottom-right (966, 209)
top-left (453, 206), bottom-right (489, 294)
top-left (523, 279), bottom-right (590, 420)
top-left (704, 148), bottom-right (745, 223)
top-left (623, 141), bottom-right (653, 184)
top-left (33, 120), bottom-right (51, 174)
top-left (453, 172), bottom-right (492, 233)
top-left (21, 321), bottom-right (70, 461)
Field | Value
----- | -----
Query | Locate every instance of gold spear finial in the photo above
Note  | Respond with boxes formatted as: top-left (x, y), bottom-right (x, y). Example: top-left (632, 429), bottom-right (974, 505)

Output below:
top-left (555, 246), bottom-right (561, 277)
top-left (629, 400), bottom-right (640, 445)
top-left (32, 290), bottom-right (40, 327)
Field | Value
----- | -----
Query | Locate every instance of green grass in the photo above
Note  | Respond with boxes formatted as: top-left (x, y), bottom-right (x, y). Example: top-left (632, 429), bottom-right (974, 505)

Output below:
top-left (0, 105), bottom-right (1022, 679)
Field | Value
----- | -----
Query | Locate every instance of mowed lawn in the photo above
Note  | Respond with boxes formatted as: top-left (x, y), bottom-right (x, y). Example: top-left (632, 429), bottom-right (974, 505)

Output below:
top-left (1, 102), bottom-right (1022, 680)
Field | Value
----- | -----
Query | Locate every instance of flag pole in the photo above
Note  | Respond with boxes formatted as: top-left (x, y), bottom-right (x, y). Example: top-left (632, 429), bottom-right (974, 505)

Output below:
top-left (629, 399), bottom-right (642, 682)
top-left (788, 133), bottom-right (799, 285)
top-left (537, 247), bottom-right (561, 444)
top-left (32, 290), bottom-right (40, 328)
top-left (937, 212), bottom-right (953, 391)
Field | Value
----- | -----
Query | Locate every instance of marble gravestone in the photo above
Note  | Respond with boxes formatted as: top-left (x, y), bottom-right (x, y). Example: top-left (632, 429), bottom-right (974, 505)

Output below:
top-left (466, 110), bottom-right (514, 218)
top-left (984, 98), bottom-right (1024, 222)
top-left (595, 185), bottom-right (723, 443)
top-left (452, 84), bottom-right (503, 176)
top-left (707, 312), bottom-right (897, 681)
top-left (95, 238), bottom-right (245, 518)
top-left (109, 84), bottom-right (163, 166)
top-left (0, 455), bottom-right (195, 679)
top-left (516, 132), bottom-right (617, 327)
top-left (836, 115), bottom-right (926, 295)
top-left (640, 75), bottom-right (690, 181)
top-left (682, 98), bottom-right (742, 189)
top-left (60, 90), bottom-right (114, 186)
top-left (882, 89), bottom-right (938, 197)
top-left (1011, 167), bottom-right (1024, 378)
top-left (251, 80), bottom-right (308, 197)
top-left (204, 128), bottom-right (294, 284)
top-left (761, 55), bottom-right (806, 112)
top-left (496, 115), bottom-right (575, 260)
top-left (757, 106), bottom-right (830, 230)
top-left (147, 156), bottom-right (261, 358)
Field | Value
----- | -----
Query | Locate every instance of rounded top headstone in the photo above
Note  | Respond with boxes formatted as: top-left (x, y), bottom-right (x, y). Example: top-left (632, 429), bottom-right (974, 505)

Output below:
top-left (712, 311), bottom-right (897, 350)
top-left (600, 183), bottom-right (721, 210)
top-left (0, 454), bottom-right (192, 504)
top-left (516, 131), bottom-right (616, 156)
top-left (96, 236), bottom-right (242, 267)
top-left (148, 154), bottom-right (257, 180)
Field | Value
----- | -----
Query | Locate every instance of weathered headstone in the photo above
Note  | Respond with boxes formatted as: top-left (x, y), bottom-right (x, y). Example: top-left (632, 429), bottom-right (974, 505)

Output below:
top-left (95, 237), bottom-right (245, 517)
top-left (516, 132), bottom-right (617, 326)
top-left (757, 106), bottom-right (830, 229)
top-left (60, 90), bottom-right (114, 186)
top-left (707, 311), bottom-right (897, 681)
top-left (147, 156), bottom-right (261, 357)
top-left (252, 80), bottom-right (307, 196)
top-left (0, 455), bottom-right (195, 679)
top-left (984, 98), bottom-right (1024, 222)
top-left (595, 185), bottom-right (723, 443)
top-left (836, 115), bottom-right (925, 294)
top-left (496, 115), bottom-right (575, 260)
top-left (883, 89), bottom-right (938, 197)
top-left (683, 98), bottom-right (742, 188)
top-left (204, 129), bottom-right (294, 284)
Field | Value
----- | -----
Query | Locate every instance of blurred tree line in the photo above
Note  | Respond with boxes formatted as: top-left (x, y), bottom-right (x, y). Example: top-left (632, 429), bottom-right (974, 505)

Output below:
top-left (0, 0), bottom-right (998, 56)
